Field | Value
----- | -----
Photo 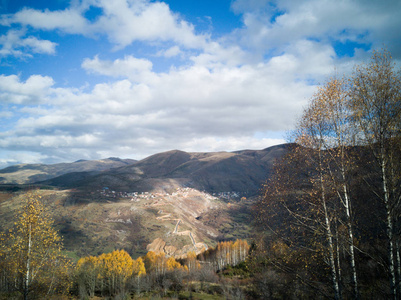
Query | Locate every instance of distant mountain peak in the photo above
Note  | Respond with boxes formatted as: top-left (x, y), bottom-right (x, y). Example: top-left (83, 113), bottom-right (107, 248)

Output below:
top-left (74, 159), bottom-right (88, 163)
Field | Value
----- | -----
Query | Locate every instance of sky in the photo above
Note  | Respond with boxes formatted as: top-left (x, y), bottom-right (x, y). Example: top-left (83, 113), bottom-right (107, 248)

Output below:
top-left (0, 0), bottom-right (400, 168)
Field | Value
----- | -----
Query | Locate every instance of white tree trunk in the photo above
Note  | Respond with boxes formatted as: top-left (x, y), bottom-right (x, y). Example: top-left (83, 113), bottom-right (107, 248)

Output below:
top-left (24, 223), bottom-right (32, 300)
top-left (381, 149), bottom-right (397, 300)
top-left (319, 154), bottom-right (341, 300)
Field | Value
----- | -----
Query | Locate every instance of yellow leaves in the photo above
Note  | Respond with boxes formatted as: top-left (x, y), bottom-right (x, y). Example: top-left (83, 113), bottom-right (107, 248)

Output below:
top-left (76, 249), bottom-right (134, 293)
top-left (133, 257), bottom-right (146, 277)
top-left (143, 251), bottom-right (186, 274)
top-left (214, 239), bottom-right (250, 269)
top-left (0, 190), bottom-right (72, 297)
top-left (271, 240), bottom-right (289, 256)
top-left (144, 250), bottom-right (157, 273)
top-left (166, 256), bottom-right (182, 271)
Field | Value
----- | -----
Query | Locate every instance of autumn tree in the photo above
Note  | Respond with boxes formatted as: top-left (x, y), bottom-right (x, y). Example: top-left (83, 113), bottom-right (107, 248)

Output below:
top-left (298, 77), bottom-right (360, 298)
top-left (75, 255), bottom-right (100, 298)
top-left (76, 249), bottom-right (135, 297)
top-left (349, 49), bottom-right (401, 299)
top-left (293, 101), bottom-right (342, 300)
top-left (143, 251), bottom-right (157, 275)
top-left (185, 251), bottom-right (200, 272)
top-left (99, 250), bottom-right (133, 296)
top-left (200, 240), bottom-right (250, 271)
top-left (253, 48), bottom-right (401, 299)
top-left (0, 191), bottom-right (72, 300)
top-left (132, 256), bottom-right (146, 294)
top-left (254, 78), bottom-right (363, 299)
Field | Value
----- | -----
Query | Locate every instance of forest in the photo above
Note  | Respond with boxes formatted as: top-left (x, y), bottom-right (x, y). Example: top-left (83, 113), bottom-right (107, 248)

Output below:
top-left (0, 49), bottom-right (400, 299)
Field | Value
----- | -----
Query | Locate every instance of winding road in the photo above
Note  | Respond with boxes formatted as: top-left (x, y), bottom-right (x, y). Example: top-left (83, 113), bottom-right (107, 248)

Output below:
top-left (154, 207), bottom-right (197, 246)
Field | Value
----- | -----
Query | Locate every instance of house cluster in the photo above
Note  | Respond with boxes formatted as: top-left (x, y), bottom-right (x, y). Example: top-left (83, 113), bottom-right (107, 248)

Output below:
top-left (99, 187), bottom-right (132, 198)
top-left (212, 191), bottom-right (243, 201)
top-left (98, 186), bottom-right (243, 203)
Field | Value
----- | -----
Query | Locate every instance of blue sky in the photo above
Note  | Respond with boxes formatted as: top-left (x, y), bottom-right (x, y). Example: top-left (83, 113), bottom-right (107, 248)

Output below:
top-left (0, 0), bottom-right (400, 167)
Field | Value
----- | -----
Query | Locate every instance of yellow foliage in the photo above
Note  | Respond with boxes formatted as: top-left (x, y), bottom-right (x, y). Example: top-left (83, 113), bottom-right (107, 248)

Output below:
top-left (166, 256), bottom-right (182, 271)
top-left (0, 190), bottom-right (72, 298)
top-left (133, 257), bottom-right (146, 277)
top-left (76, 249), bottom-right (134, 296)
top-left (144, 251), bottom-right (157, 273)
top-left (185, 251), bottom-right (200, 271)
top-left (97, 249), bottom-right (134, 279)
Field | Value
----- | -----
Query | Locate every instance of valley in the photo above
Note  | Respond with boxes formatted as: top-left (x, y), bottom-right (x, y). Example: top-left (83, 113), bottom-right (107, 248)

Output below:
top-left (0, 181), bottom-right (254, 261)
top-left (0, 145), bottom-right (284, 260)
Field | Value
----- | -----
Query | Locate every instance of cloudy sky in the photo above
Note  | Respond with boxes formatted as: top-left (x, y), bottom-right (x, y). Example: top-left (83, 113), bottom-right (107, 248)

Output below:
top-left (0, 0), bottom-right (400, 167)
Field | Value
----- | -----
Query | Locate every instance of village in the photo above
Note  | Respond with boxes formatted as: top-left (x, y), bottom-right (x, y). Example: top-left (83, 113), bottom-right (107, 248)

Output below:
top-left (98, 187), bottom-right (244, 203)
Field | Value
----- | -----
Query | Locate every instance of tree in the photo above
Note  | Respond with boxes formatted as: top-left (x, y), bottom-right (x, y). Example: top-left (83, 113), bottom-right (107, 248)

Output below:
top-left (185, 251), bottom-right (200, 272)
top-left (76, 249), bottom-right (134, 297)
top-left (293, 99), bottom-right (342, 300)
top-left (144, 251), bottom-right (157, 274)
top-left (98, 249), bottom-right (134, 296)
top-left (255, 78), bottom-right (363, 299)
top-left (300, 77), bottom-right (360, 299)
top-left (76, 255), bottom-right (100, 298)
top-left (132, 257), bottom-right (146, 295)
top-left (0, 191), bottom-right (71, 300)
top-left (349, 49), bottom-right (401, 299)
top-left (133, 257), bottom-right (146, 278)
top-left (253, 48), bottom-right (401, 299)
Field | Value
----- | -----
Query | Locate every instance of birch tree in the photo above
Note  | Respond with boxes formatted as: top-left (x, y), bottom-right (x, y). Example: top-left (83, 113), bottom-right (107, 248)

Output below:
top-left (294, 101), bottom-right (342, 300)
top-left (0, 191), bottom-right (71, 300)
top-left (349, 49), bottom-right (401, 299)
top-left (256, 142), bottom-right (343, 299)
top-left (311, 77), bottom-right (359, 298)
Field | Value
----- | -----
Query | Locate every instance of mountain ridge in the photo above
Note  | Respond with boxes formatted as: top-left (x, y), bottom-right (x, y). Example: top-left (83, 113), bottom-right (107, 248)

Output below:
top-left (0, 158), bottom-right (137, 184)
top-left (33, 143), bottom-right (291, 195)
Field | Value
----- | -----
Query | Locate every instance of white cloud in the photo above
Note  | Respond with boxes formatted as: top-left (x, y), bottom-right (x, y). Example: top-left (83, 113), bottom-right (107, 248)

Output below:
top-left (20, 36), bottom-right (57, 54)
top-left (2, 0), bottom-right (208, 50)
top-left (231, 0), bottom-right (401, 57)
top-left (0, 46), bottom-right (315, 163)
top-left (91, 0), bottom-right (206, 49)
top-left (82, 55), bottom-right (154, 81)
top-left (3, 8), bottom-right (90, 34)
top-left (0, 151), bottom-right (49, 169)
top-left (179, 136), bottom-right (286, 153)
top-left (0, 74), bottom-right (54, 104)
top-left (0, 110), bottom-right (13, 118)
top-left (156, 46), bottom-right (181, 58)
top-left (0, 29), bottom-right (57, 57)
top-left (191, 41), bottom-right (247, 68)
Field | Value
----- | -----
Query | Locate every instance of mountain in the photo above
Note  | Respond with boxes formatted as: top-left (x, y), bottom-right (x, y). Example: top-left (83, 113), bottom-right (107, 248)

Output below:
top-left (0, 157), bottom-right (137, 184)
top-left (40, 144), bottom-right (290, 196)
